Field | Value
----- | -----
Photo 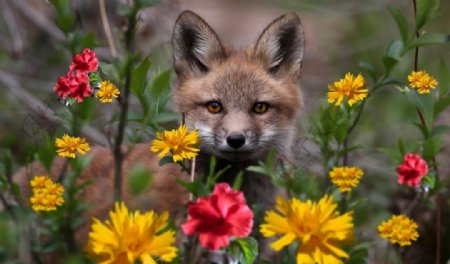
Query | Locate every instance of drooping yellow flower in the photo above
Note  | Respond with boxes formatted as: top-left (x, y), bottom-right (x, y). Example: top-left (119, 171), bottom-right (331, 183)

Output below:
top-left (96, 80), bottom-right (120, 103)
top-left (85, 202), bottom-right (177, 264)
top-left (378, 215), bottom-right (419, 246)
top-left (260, 195), bottom-right (354, 264)
top-left (328, 73), bottom-right (368, 106)
top-left (407, 70), bottom-right (438, 94)
top-left (55, 134), bottom-right (91, 158)
top-left (329, 166), bottom-right (364, 192)
top-left (151, 125), bottom-right (200, 162)
top-left (30, 176), bottom-right (64, 212)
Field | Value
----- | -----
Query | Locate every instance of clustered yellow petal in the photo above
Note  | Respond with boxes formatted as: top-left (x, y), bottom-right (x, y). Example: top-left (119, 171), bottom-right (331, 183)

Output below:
top-left (328, 73), bottom-right (368, 106)
top-left (150, 125), bottom-right (200, 162)
top-left (30, 176), bottom-right (64, 212)
top-left (260, 195), bottom-right (354, 264)
top-left (329, 166), bottom-right (364, 192)
top-left (407, 70), bottom-right (438, 94)
top-left (55, 134), bottom-right (91, 158)
top-left (378, 214), bottom-right (419, 246)
top-left (96, 80), bottom-right (120, 103)
top-left (85, 202), bottom-right (177, 264)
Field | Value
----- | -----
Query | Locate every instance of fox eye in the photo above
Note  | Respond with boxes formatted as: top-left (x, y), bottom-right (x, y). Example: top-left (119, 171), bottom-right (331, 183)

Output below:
top-left (253, 102), bottom-right (269, 114)
top-left (206, 101), bottom-right (223, 113)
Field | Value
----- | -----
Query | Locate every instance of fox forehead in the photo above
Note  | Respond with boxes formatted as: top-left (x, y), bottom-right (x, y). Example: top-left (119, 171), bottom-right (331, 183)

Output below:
top-left (174, 52), bottom-right (301, 113)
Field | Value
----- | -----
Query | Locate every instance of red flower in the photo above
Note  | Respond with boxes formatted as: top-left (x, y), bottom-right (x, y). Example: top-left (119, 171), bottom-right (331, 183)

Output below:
top-left (68, 71), bottom-right (92, 102)
top-left (397, 153), bottom-right (428, 187)
top-left (53, 74), bottom-right (72, 98)
top-left (69, 48), bottom-right (98, 73)
top-left (182, 183), bottom-right (254, 250)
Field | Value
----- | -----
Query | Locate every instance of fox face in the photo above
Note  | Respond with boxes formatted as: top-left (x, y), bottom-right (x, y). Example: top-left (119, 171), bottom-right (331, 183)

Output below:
top-left (172, 11), bottom-right (305, 162)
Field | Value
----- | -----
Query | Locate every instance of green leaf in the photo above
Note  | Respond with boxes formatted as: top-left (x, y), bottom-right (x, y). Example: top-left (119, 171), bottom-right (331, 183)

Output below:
top-left (382, 40), bottom-right (403, 74)
top-left (423, 137), bottom-right (441, 160)
top-left (232, 171), bottom-right (243, 191)
top-left (149, 69), bottom-right (172, 98)
top-left (130, 57), bottom-right (152, 96)
top-left (72, 97), bottom-right (96, 122)
top-left (1, 149), bottom-right (13, 179)
top-left (415, 0), bottom-right (440, 31)
top-left (37, 133), bottom-right (55, 173)
top-left (49, 0), bottom-right (75, 33)
top-left (430, 125), bottom-right (450, 138)
top-left (407, 33), bottom-right (448, 51)
top-left (406, 91), bottom-right (433, 128)
top-left (388, 5), bottom-right (410, 44)
top-left (176, 179), bottom-right (208, 197)
top-left (421, 174), bottom-right (436, 189)
top-left (433, 96), bottom-right (450, 119)
top-left (129, 164), bottom-right (153, 196)
top-left (158, 156), bottom-right (173, 166)
top-left (358, 62), bottom-right (378, 82)
top-left (228, 237), bottom-right (258, 264)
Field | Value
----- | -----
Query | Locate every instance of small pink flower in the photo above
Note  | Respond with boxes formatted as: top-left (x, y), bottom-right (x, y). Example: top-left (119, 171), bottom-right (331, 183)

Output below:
top-left (53, 74), bottom-right (72, 98)
top-left (182, 183), bottom-right (254, 250)
top-left (68, 71), bottom-right (92, 102)
top-left (397, 153), bottom-right (428, 187)
top-left (69, 48), bottom-right (98, 73)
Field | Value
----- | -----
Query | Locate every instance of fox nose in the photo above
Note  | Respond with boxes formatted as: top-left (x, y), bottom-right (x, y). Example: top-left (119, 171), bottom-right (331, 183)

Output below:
top-left (226, 133), bottom-right (246, 149)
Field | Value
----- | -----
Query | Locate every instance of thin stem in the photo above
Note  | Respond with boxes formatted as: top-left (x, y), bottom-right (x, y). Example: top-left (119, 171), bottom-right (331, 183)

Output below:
top-left (113, 3), bottom-right (137, 201)
top-left (412, 0), bottom-right (440, 262)
top-left (189, 157), bottom-right (196, 201)
top-left (403, 192), bottom-right (421, 216)
top-left (98, 0), bottom-right (117, 57)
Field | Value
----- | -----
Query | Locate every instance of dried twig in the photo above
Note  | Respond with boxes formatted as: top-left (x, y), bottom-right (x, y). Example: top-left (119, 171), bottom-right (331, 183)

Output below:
top-left (98, 0), bottom-right (117, 57)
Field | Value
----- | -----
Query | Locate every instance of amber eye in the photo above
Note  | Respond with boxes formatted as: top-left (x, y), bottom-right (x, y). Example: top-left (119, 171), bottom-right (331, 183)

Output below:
top-left (206, 101), bottom-right (223, 113)
top-left (253, 102), bottom-right (269, 114)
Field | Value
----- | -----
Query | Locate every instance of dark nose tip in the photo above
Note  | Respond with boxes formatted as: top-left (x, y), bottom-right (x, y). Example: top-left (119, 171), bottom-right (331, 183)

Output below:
top-left (226, 133), bottom-right (246, 149)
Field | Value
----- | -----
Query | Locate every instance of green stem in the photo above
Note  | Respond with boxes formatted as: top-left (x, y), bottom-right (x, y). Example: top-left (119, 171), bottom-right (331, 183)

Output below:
top-left (411, 0), bottom-right (441, 262)
top-left (112, 2), bottom-right (138, 201)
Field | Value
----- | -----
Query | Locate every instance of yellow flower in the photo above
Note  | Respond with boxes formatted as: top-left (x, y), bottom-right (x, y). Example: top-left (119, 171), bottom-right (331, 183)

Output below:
top-left (85, 202), bottom-right (177, 264)
top-left (151, 125), bottom-right (200, 162)
top-left (328, 73), bottom-right (368, 106)
top-left (329, 166), bottom-right (364, 192)
top-left (55, 134), bottom-right (91, 158)
top-left (30, 176), bottom-right (64, 212)
top-left (96, 80), bottom-right (120, 103)
top-left (407, 70), bottom-right (438, 94)
top-left (260, 195), bottom-right (354, 264)
top-left (378, 215), bottom-right (419, 246)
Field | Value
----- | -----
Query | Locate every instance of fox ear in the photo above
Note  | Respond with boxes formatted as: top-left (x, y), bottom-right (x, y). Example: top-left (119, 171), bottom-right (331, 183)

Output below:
top-left (172, 11), bottom-right (225, 78)
top-left (253, 12), bottom-right (305, 78)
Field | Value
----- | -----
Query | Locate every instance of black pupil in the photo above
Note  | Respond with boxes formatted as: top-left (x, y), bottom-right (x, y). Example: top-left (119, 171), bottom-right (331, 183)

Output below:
top-left (208, 102), bottom-right (220, 112)
top-left (255, 103), bottom-right (266, 112)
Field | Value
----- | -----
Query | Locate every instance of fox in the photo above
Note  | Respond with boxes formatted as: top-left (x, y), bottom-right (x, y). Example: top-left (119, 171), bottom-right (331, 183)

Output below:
top-left (13, 10), bottom-right (305, 262)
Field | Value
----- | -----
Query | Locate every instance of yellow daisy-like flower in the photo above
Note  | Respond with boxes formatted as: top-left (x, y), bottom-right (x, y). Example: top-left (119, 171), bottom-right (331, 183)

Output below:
top-left (328, 73), bottom-right (368, 106)
top-left (55, 134), bottom-right (91, 158)
top-left (85, 202), bottom-right (177, 264)
top-left (96, 80), bottom-right (120, 103)
top-left (260, 195), bottom-right (354, 264)
top-left (150, 125), bottom-right (200, 162)
top-left (329, 166), bottom-right (364, 193)
top-left (30, 176), bottom-right (64, 212)
top-left (378, 215), bottom-right (419, 246)
top-left (407, 70), bottom-right (438, 94)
